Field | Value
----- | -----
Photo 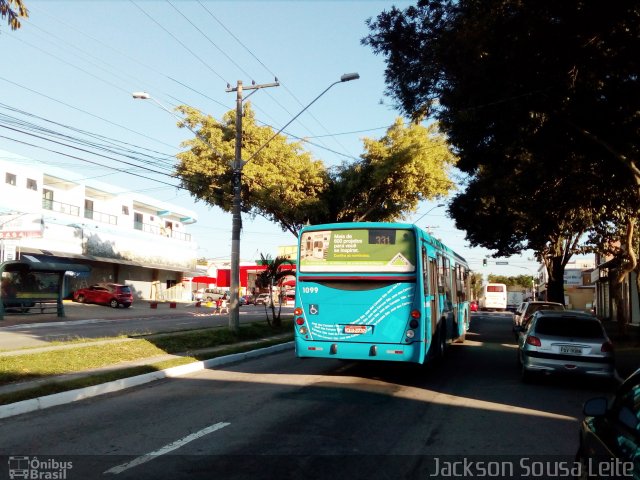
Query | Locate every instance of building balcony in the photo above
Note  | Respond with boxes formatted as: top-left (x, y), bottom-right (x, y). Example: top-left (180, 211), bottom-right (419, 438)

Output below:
top-left (42, 199), bottom-right (80, 217)
top-left (84, 209), bottom-right (117, 226)
top-left (134, 221), bottom-right (191, 242)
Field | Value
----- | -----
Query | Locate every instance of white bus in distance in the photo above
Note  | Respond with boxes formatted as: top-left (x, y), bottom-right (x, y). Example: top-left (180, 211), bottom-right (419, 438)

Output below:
top-left (479, 283), bottom-right (507, 311)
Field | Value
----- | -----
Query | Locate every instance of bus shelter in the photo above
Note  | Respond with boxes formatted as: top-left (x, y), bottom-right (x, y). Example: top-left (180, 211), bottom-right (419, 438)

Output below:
top-left (0, 259), bottom-right (90, 320)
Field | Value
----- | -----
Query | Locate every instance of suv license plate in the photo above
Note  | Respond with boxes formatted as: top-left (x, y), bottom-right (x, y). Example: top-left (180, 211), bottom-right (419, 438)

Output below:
top-left (560, 346), bottom-right (582, 355)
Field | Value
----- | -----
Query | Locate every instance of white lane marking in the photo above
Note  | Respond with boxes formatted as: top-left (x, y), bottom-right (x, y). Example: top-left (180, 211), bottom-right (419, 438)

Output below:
top-left (104, 422), bottom-right (230, 475)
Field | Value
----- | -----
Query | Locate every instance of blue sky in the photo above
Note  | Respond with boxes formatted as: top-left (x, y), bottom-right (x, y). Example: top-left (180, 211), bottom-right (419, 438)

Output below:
top-left (0, 0), bottom-right (542, 277)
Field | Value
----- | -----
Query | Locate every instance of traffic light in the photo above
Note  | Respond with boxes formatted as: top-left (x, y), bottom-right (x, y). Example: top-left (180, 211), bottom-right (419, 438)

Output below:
top-left (483, 258), bottom-right (487, 267)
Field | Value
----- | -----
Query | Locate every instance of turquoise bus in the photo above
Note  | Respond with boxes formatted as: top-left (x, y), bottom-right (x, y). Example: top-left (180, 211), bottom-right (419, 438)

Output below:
top-left (294, 222), bottom-right (471, 364)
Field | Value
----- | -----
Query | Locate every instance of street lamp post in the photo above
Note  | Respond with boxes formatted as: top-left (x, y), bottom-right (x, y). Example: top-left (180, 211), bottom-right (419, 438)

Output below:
top-left (132, 92), bottom-right (227, 158)
top-left (412, 203), bottom-right (445, 225)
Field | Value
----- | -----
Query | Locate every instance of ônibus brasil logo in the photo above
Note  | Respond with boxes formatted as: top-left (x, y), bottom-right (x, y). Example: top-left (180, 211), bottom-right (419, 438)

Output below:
top-left (8, 456), bottom-right (73, 479)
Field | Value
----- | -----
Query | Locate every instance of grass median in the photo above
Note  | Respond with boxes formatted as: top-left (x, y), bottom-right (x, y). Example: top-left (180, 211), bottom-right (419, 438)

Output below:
top-left (0, 320), bottom-right (293, 406)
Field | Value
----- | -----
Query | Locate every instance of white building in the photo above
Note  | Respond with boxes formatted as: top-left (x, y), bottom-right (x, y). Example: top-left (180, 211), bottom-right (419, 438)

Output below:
top-left (0, 151), bottom-right (199, 301)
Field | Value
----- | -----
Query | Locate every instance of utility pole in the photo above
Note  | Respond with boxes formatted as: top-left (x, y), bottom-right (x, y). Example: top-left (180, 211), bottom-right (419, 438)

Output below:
top-left (225, 80), bottom-right (279, 333)
top-left (224, 74), bottom-right (358, 333)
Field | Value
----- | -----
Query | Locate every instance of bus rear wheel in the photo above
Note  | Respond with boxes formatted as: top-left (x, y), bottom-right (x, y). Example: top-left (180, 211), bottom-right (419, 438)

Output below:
top-left (454, 312), bottom-right (468, 343)
top-left (432, 322), bottom-right (447, 362)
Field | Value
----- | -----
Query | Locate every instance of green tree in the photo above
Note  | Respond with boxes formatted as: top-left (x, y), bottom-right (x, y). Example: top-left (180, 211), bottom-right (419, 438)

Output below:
top-left (0, 0), bottom-right (27, 30)
top-left (327, 119), bottom-right (456, 222)
top-left (176, 105), bottom-right (456, 235)
top-left (363, 0), bottom-right (639, 306)
top-left (448, 158), bottom-right (601, 303)
top-left (176, 105), bottom-right (328, 238)
top-left (487, 274), bottom-right (534, 289)
top-left (255, 254), bottom-right (293, 327)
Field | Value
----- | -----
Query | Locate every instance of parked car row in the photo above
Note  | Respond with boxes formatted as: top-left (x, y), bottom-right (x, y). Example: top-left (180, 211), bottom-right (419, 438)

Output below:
top-left (508, 304), bottom-right (637, 474)
top-left (70, 285), bottom-right (283, 309)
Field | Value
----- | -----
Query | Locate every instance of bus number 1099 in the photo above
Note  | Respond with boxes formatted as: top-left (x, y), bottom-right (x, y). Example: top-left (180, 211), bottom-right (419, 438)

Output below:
top-left (302, 287), bottom-right (319, 294)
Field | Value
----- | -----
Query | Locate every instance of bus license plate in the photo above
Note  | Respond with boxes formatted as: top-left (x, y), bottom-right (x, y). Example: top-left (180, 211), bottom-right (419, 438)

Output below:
top-left (344, 325), bottom-right (367, 334)
top-left (560, 346), bottom-right (582, 355)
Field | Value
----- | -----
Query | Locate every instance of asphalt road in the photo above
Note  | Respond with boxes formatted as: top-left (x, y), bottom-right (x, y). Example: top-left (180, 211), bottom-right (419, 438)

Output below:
top-left (0, 302), bottom-right (291, 350)
top-left (0, 312), bottom-right (606, 480)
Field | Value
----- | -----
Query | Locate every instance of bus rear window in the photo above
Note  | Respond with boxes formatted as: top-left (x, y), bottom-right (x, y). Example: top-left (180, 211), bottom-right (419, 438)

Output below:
top-left (486, 285), bottom-right (505, 292)
top-left (299, 228), bottom-right (416, 273)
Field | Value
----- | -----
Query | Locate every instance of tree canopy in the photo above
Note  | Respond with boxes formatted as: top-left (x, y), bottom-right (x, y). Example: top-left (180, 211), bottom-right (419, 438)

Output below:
top-left (175, 104), bottom-right (457, 236)
top-left (488, 275), bottom-right (535, 289)
top-left (363, 0), bottom-right (639, 304)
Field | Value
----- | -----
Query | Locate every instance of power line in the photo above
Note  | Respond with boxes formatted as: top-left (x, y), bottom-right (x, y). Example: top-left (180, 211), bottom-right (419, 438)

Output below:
top-left (0, 131), bottom-right (183, 189)
top-left (130, 0), bottom-right (230, 86)
top-left (0, 75), bottom-right (180, 151)
top-left (195, 0), bottom-right (355, 160)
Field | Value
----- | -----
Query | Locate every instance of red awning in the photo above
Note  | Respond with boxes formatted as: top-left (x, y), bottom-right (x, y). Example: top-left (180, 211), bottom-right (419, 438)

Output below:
top-left (192, 276), bottom-right (217, 284)
top-left (281, 279), bottom-right (296, 286)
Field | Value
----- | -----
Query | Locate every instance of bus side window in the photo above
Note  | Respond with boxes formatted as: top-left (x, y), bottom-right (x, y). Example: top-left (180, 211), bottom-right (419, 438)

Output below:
top-left (439, 255), bottom-right (453, 311)
top-left (422, 246), bottom-right (429, 295)
top-left (437, 254), bottom-right (445, 294)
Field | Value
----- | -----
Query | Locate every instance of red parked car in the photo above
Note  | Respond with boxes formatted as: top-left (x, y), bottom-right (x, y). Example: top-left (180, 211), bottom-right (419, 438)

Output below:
top-left (470, 300), bottom-right (479, 312)
top-left (73, 283), bottom-right (133, 308)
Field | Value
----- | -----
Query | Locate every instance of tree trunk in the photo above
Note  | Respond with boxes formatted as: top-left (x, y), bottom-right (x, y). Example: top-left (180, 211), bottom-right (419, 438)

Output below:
top-left (610, 270), bottom-right (628, 337)
top-left (611, 218), bottom-right (637, 337)
top-left (268, 285), bottom-right (277, 325)
top-left (546, 256), bottom-right (566, 304)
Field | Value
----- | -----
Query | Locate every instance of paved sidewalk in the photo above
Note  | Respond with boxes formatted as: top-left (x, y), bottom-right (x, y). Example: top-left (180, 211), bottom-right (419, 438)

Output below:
top-left (0, 299), bottom-right (205, 327)
top-left (602, 319), bottom-right (640, 381)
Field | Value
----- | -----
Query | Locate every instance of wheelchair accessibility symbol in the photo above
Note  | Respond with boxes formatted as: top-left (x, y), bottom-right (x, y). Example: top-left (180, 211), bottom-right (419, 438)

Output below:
top-left (309, 304), bottom-right (319, 315)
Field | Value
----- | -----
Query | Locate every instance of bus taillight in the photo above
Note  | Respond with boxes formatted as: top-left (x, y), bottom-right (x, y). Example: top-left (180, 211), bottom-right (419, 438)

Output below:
top-left (295, 317), bottom-right (305, 325)
top-left (294, 307), bottom-right (303, 316)
top-left (410, 309), bottom-right (420, 319)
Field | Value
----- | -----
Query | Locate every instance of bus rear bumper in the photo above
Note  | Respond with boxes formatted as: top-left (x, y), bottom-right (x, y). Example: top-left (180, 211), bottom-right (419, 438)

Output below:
top-left (295, 338), bottom-right (424, 363)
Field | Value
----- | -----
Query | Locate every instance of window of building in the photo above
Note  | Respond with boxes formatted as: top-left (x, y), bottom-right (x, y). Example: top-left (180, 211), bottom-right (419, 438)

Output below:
top-left (161, 221), bottom-right (174, 237)
top-left (84, 199), bottom-right (94, 220)
top-left (134, 212), bottom-right (143, 230)
top-left (26, 178), bottom-right (37, 191)
top-left (122, 205), bottom-right (129, 215)
top-left (43, 189), bottom-right (54, 210)
top-left (5, 173), bottom-right (16, 186)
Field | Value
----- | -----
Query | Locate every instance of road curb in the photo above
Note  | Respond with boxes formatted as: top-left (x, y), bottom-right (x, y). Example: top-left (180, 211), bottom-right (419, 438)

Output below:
top-left (0, 341), bottom-right (294, 420)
